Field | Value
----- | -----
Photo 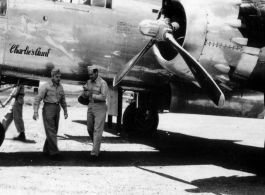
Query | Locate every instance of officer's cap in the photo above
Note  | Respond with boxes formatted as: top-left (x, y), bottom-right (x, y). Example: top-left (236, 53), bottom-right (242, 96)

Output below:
top-left (87, 65), bottom-right (98, 74)
top-left (51, 68), bottom-right (61, 76)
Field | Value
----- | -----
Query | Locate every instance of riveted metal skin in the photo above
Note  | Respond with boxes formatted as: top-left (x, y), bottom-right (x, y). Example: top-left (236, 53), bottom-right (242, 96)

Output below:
top-left (0, 0), bottom-right (264, 120)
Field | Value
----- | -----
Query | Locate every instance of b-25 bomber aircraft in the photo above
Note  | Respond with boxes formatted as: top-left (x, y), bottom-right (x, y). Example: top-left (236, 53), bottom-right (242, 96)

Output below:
top-left (0, 0), bottom-right (265, 146)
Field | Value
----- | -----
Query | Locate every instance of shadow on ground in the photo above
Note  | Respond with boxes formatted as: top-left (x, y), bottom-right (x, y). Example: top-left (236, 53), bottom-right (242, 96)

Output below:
top-left (1, 120), bottom-right (265, 194)
top-left (186, 175), bottom-right (265, 194)
top-left (1, 120), bottom-right (264, 173)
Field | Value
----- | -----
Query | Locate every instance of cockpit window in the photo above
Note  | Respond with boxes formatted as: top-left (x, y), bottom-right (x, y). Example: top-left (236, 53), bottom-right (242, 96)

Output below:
top-left (0, 0), bottom-right (7, 16)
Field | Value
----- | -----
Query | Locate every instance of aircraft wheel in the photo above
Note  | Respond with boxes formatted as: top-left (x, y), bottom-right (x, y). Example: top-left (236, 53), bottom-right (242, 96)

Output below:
top-left (0, 122), bottom-right (5, 146)
top-left (123, 102), bottom-right (159, 136)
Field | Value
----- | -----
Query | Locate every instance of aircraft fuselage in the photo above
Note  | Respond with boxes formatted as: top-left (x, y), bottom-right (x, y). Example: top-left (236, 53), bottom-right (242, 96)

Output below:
top-left (0, 0), bottom-right (169, 89)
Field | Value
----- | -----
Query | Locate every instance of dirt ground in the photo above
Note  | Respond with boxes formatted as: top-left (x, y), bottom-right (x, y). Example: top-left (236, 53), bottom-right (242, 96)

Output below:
top-left (1, 95), bottom-right (265, 194)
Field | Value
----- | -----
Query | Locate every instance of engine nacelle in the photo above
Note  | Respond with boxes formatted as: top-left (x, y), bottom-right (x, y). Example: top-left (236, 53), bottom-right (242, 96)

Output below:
top-left (152, 0), bottom-right (258, 84)
top-left (153, 0), bottom-right (207, 80)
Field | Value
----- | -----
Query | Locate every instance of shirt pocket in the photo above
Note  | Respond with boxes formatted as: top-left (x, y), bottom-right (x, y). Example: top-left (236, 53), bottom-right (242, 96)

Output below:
top-left (47, 91), bottom-right (56, 97)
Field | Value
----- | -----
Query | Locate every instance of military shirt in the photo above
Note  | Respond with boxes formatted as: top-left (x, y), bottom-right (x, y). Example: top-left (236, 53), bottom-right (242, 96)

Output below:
top-left (82, 76), bottom-right (108, 102)
top-left (33, 80), bottom-right (67, 112)
top-left (11, 85), bottom-right (25, 97)
top-left (17, 85), bottom-right (25, 96)
top-left (7, 85), bottom-right (25, 105)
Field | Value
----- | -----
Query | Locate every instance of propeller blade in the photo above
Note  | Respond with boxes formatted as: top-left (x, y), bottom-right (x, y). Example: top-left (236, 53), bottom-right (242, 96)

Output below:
top-left (113, 38), bottom-right (156, 86)
top-left (164, 33), bottom-right (225, 107)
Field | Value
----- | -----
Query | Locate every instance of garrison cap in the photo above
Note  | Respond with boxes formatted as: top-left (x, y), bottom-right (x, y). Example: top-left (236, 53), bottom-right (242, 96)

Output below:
top-left (51, 68), bottom-right (61, 76)
top-left (87, 65), bottom-right (98, 74)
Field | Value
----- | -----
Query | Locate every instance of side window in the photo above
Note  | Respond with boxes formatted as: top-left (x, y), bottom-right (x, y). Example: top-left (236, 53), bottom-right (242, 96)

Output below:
top-left (91, 0), bottom-right (105, 7)
top-left (84, 0), bottom-right (112, 8)
top-left (57, 0), bottom-right (112, 9)
top-left (0, 0), bottom-right (7, 16)
top-left (59, 0), bottom-right (86, 3)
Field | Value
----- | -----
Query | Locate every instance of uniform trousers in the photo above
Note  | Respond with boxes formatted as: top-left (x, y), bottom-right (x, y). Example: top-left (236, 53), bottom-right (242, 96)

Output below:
top-left (42, 103), bottom-right (60, 155)
top-left (87, 102), bottom-right (107, 156)
top-left (2, 98), bottom-right (25, 133)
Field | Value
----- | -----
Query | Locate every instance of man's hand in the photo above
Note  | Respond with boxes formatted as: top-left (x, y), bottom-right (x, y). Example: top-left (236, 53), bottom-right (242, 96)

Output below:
top-left (64, 112), bottom-right (68, 119)
top-left (83, 85), bottom-right (88, 91)
top-left (33, 112), bottom-right (39, 120)
top-left (83, 86), bottom-right (90, 97)
top-left (84, 91), bottom-right (90, 97)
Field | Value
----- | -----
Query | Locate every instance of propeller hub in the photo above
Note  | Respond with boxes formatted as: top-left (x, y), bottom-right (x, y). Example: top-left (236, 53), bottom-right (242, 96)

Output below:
top-left (139, 20), bottom-right (160, 37)
top-left (139, 19), bottom-right (172, 41)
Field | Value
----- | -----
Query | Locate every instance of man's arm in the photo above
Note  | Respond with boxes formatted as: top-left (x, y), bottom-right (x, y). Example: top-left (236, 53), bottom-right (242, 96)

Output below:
top-left (2, 86), bottom-right (20, 107)
top-left (11, 85), bottom-right (21, 97)
top-left (92, 81), bottom-right (108, 101)
top-left (59, 86), bottom-right (68, 119)
top-left (33, 84), bottom-right (47, 120)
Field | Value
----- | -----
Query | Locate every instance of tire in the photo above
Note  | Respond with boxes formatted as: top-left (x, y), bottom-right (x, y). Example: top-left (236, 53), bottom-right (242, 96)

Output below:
top-left (123, 102), bottom-right (159, 136)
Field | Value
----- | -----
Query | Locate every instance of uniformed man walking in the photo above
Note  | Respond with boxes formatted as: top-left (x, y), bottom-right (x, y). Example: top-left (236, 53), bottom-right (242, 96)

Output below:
top-left (82, 66), bottom-right (108, 159)
top-left (33, 68), bottom-right (68, 160)
top-left (1, 85), bottom-right (26, 141)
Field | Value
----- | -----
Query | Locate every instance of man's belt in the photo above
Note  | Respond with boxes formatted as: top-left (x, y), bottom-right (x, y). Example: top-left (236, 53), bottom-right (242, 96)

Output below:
top-left (89, 100), bottom-right (105, 103)
top-left (44, 102), bottom-right (59, 105)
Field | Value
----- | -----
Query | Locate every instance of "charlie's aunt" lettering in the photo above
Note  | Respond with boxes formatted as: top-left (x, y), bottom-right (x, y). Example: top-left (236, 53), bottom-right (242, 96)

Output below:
top-left (10, 44), bottom-right (51, 57)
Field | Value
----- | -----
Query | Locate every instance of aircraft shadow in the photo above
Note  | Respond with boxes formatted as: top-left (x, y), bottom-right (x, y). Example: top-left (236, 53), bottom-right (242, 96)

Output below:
top-left (1, 120), bottom-right (265, 194)
top-left (186, 175), bottom-right (265, 194)
top-left (136, 129), bottom-right (265, 176)
top-left (136, 166), bottom-right (265, 194)
top-left (71, 119), bottom-right (265, 175)
top-left (0, 128), bottom-right (264, 172)
top-left (129, 130), bottom-right (265, 194)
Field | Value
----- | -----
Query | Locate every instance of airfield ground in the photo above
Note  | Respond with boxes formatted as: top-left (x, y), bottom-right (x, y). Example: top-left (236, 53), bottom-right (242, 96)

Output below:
top-left (1, 94), bottom-right (265, 194)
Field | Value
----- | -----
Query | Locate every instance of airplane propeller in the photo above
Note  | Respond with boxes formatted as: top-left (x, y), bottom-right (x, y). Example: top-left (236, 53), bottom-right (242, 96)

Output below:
top-left (113, 19), bottom-right (225, 107)
top-left (164, 33), bottom-right (225, 107)
top-left (113, 38), bottom-right (156, 86)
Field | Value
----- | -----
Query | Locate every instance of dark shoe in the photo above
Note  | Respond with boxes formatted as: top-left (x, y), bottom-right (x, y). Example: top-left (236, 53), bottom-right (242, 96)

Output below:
top-left (90, 154), bottom-right (99, 161)
top-left (13, 132), bottom-right (26, 141)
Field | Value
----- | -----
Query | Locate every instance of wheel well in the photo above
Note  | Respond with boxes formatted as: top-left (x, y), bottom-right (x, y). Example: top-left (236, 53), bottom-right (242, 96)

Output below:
top-left (131, 84), bottom-right (171, 112)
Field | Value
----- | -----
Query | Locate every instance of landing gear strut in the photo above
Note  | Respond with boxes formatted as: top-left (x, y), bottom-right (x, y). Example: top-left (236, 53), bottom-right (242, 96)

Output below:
top-left (123, 102), bottom-right (159, 136)
top-left (0, 122), bottom-right (4, 146)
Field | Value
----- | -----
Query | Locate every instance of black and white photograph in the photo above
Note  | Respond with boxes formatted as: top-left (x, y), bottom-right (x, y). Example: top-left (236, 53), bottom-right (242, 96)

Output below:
top-left (1, 0), bottom-right (265, 194)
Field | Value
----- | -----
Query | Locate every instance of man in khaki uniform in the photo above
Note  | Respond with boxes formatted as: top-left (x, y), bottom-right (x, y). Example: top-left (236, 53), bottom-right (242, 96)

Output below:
top-left (1, 85), bottom-right (26, 141)
top-left (33, 68), bottom-right (68, 160)
top-left (82, 66), bottom-right (108, 159)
